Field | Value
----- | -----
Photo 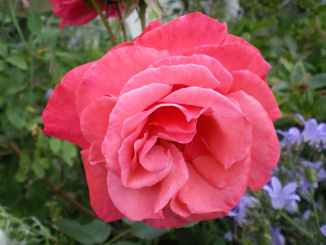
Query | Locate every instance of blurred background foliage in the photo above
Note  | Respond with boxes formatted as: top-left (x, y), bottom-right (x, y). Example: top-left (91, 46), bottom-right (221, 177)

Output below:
top-left (0, 0), bottom-right (325, 244)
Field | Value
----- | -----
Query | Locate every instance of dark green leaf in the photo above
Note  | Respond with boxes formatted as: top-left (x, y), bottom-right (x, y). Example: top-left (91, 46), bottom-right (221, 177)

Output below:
top-left (6, 53), bottom-right (28, 70)
top-left (290, 62), bottom-right (305, 84)
top-left (312, 96), bottom-right (326, 118)
top-left (130, 222), bottom-right (167, 240)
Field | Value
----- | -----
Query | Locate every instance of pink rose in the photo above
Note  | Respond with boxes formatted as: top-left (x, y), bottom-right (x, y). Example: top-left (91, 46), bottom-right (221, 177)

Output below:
top-left (42, 13), bottom-right (281, 228)
top-left (49, 0), bottom-right (119, 29)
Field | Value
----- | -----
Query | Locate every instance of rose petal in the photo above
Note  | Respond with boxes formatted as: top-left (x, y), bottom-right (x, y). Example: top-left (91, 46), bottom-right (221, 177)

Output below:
top-left (229, 70), bottom-right (281, 122)
top-left (103, 83), bottom-right (172, 174)
top-left (42, 62), bottom-right (93, 148)
top-left (154, 143), bottom-right (188, 212)
top-left (227, 91), bottom-right (280, 191)
top-left (120, 64), bottom-right (223, 95)
top-left (107, 170), bottom-right (163, 221)
top-left (80, 96), bottom-right (116, 143)
top-left (149, 55), bottom-right (233, 93)
top-left (76, 46), bottom-right (168, 114)
top-left (134, 12), bottom-right (227, 54)
top-left (146, 208), bottom-right (188, 228)
top-left (161, 87), bottom-right (252, 169)
top-left (177, 159), bottom-right (250, 214)
top-left (191, 153), bottom-right (248, 189)
top-left (182, 43), bottom-right (271, 80)
top-left (81, 149), bottom-right (123, 222)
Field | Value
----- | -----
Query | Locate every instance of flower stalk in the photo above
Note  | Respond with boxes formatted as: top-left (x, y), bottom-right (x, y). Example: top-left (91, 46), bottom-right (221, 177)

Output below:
top-left (115, 1), bottom-right (128, 42)
top-left (90, 0), bottom-right (117, 45)
top-left (139, 0), bottom-right (147, 31)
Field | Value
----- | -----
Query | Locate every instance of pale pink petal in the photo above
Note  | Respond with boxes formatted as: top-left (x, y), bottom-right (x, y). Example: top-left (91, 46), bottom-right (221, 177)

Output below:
top-left (134, 12), bottom-right (227, 54)
top-left (192, 154), bottom-right (248, 189)
top-left (177, 158), bottom-right (250, 214)
top-left (42, 62), bottom-right (93, 148)
top-left (149, 55), bottom-right (233, 93)
top-left (107, 170), bottom-right (163, 221)
top-left (88, 142), bottom-right (105, 165)
top-left (139, 144), bottom-right (171, 172)
top-left (120, 64), bottom-right (223, 95)
top-left (228, 91), bottom-right (280, 191)
top-left (229, 70), bottom-right (281, 121)
top-left (80, 96), bottom-right (116, 143)
top-left (182, 43), bottom-right (271, 80)
top-left (76, 46), bottom-right (168, 114)
top-left (81, 150), bottom-right (123, 222)
top-left (161, 87), bottom-right (252, 169)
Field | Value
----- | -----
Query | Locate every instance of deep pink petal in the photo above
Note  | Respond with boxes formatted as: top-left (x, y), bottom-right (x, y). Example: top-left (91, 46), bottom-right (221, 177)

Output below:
top-left (76, 46), bottom-right (168, 114)
top-left (149, 55), bottom-right (233, 93)
top-left (81, 149), bottom-right (123, 222)
top-left (228, 91), bottom-right (280, 191)
top-left (182, 43), bottom-right (271, 80)
top-left (107, 170), bottom-right (163, 221)
top-left (161, 87), bottom-right (252, 169)
top-left (134, 12), bottom-right (227, 55)
top-left (80, 96), bottom-right (116, 143)
top-left (134, 19), bottom-right (162, 40)
top-left (229, 70), bottom-right (281, 122)
top-left (42, 62), bottom-right (93, 148)
top-left (120, 64), bottom-right (223, 95)
top-left (146, 208), bottom-right (188, 228)
top-left (177, 160), bottom-right (249, 214)
top-left (88, 142), bottom-right (105, 165)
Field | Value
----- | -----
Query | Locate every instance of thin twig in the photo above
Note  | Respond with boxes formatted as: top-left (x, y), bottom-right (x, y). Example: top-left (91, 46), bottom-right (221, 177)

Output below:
top-left (90, 0), bottom-right (117, 45)
top-left (42, 177), bottom-right (97, 219)
top-left (139, 0), bottom-right (147, 31)
top-left (115, 1), bottom-right (128, 42)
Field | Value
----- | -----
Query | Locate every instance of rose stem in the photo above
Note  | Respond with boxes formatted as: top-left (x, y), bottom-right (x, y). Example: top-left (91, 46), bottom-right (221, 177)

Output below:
top-left (139, 0), bottom-right (147, 31)
top-left (90, 0), bottom-right (117, 45)
top-left (115, 1), bottom-right (128, 42)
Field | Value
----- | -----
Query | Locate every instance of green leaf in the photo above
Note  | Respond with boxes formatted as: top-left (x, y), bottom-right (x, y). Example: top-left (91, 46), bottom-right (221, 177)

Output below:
top-left (27, 9), bottom-right (43, 34)
top-left (55, 219), bottom-right (111, 245)
top-left (309, 73), bottom-right (326, 90)
top-left (0, 43), bottom-right (7, 57)
top-left (31, 162), bottom-right (45, 178)
top-left (39, 157), bottom-right (50, 170)
top-left (290, 62), bottom-right (305, 84)
top-left (312, 96), bottom-right (326, 118)
top-left (6, 53), bottom-right (28, 70)
top-left (62, 141), bottom-right (77, 167)
top-left (6, 107), bottom-right (26, 129)
top-left (49, 138), bottom-right (61, 154)
top-left (129, 222), bottom-right (167, 240)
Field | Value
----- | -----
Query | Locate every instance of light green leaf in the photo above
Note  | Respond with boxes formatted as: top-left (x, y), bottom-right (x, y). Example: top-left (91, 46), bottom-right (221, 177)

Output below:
top-left (6, 53), bottom-right (28, 70)
top-left (62, 141), bottom-right (77, 167)
top-left (129, 221), bottom-right (167, 240)
top-left (49, 138), bottom-right (61, 154)
top-left (55, 219), bottom-right (111, 245)
top-left (290, 62), bottom-right (305, 84)
top-left (27, 9), bottom-right (43, 34)
top-left (31, 162), bottom-right (45, 178)
top-left (6, 107), bottom-right (26, 129)
top-left (309, 73), bottom-right (326, 90)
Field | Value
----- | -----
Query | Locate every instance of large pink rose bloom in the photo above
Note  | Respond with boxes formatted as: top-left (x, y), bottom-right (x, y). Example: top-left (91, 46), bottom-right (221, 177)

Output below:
top-left (49, 0), bottom-right (119, 29)
top-left (42, 13), bottom-right (281, 228)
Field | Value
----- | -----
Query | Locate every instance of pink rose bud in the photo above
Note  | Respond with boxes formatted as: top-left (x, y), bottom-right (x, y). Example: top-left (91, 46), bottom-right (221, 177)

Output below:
top-left (42, 13), bottom-right (281, 228)
top-left (48, 0), bottom-right (120, 29)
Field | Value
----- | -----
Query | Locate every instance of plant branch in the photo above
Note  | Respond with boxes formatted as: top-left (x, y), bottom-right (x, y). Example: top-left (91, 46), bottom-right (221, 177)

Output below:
top-left (115, 1), bottom-right (128, 42)
top-left (42, 177), bottom-right (97, 219)
top-left (90, 0), bottom-right (117, 45)
top-left (139, 0), bottom-right (147, 31)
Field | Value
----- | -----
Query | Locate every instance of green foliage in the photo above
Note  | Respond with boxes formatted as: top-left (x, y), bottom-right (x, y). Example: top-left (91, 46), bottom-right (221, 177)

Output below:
top-left (0, 0), bottom-right (325, 244)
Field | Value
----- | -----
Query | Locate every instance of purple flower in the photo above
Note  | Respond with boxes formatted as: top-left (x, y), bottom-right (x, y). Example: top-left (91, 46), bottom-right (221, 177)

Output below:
top-left (223, 231), bottom-right (233, 241)
top-left (228, 194), bottom-right (258, 225)
top-left (320, 225), bottom-right (326, 237)
top-left (301, 118), bottom-right (326, 147)
top-left (277, 127), bottom-right (302, 149)
top-left (270, 227), bottom-right (285, 245)
top-left (264, 177), bottom-right (300, 213)
top-left (45, 89), bottom-right (53, 99)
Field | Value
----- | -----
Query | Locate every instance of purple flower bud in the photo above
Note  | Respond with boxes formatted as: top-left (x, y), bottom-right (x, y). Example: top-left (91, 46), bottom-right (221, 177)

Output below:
top-left (270, 227), bottom-right (285, 245)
